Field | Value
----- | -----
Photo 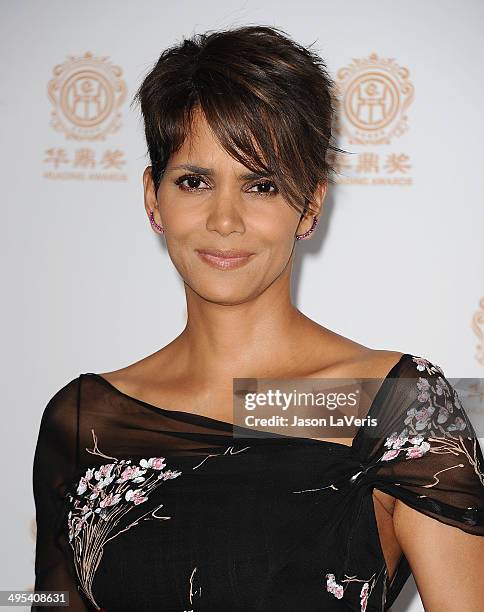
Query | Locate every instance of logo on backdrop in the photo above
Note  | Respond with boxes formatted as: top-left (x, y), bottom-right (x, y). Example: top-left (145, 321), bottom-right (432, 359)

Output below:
top-left (330, 52), bottom-right (415, 186)
top-left (43, 52), bottom-right (128, 182)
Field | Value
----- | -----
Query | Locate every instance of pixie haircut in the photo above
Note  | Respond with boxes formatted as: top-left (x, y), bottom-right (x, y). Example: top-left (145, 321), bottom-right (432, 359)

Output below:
top-left (131, 25), bottom-right (343, 218)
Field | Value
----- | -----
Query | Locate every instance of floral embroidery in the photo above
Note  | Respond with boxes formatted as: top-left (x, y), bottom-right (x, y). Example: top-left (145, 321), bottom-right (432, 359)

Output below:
top-left (66, 429), bottom-right (182, 610)
top-left (378, 356), bottom-right (471, 466)
top-left (381, 433), bottom-right (430, 461)
top-left (325, 571), bottom-right (375, 611)
top-left (326, 573), bottom-right (344, 599)
top-left (317, 355), bottom-right (483, 610)
top-left (60, 356), bottom-right (480, 611)
top-left (413, 356), bottom-right (444, 375)
top-left (360, 581), bottom-right (369, 612)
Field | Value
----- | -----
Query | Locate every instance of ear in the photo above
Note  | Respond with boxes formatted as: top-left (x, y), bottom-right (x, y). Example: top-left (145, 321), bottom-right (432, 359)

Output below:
top-left (295, 180), bottom-right (327, 237)
top-left (143, 166), bottom-right (161, 224)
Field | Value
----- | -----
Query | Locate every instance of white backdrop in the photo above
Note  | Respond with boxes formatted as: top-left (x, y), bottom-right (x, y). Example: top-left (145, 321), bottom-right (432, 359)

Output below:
top-left (2, 1), bottom-right (484, 610)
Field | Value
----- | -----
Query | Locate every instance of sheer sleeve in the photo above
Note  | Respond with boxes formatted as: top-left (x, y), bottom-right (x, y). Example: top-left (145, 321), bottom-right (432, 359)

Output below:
top-left (32, 376), bottom-right (92, 611)
top-left (366, 355), bottom-right (484, 535)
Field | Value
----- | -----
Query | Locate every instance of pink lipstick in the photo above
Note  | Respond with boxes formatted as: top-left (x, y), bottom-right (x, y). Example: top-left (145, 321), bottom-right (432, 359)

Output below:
top-left (195, 248), bottom-right (255, 270)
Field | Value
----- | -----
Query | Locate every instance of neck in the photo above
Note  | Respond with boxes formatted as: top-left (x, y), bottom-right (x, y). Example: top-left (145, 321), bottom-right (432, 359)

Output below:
top-left (174, 258), bottom-right (321, 380)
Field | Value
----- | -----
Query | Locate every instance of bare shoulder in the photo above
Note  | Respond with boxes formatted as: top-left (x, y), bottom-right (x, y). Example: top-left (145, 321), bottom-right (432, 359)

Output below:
top-left (312, 346), bottom-right (406, 379)
top-left (341, 348), bottom-right (406, 378)
top-left (95, 346), bottom-right (175, 397)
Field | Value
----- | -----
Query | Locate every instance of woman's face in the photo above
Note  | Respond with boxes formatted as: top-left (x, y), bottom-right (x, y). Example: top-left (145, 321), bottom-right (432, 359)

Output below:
top-left (143, 109), bottom-right (325, 305)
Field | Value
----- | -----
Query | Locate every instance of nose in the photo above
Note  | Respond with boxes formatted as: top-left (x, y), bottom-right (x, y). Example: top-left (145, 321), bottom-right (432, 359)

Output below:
top-left (205, 189), bottom-right (245, 237)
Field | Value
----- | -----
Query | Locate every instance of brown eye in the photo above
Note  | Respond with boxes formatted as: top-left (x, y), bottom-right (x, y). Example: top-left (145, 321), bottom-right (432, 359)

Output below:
top-left (174, 174), bottom-right (210, 191)
top-left (247, 181), bottom-right (278, 196)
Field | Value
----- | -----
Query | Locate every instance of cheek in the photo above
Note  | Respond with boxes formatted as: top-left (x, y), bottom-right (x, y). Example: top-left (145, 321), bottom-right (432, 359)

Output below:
top-left (248, 211), bottom-right (298, 254)
top-left (162, 205), bottom-right (201, 238)
top-left (256, 198), bottom-right (299, 227)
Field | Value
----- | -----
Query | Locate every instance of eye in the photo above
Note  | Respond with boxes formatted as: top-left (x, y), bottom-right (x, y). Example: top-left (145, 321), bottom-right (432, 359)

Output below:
top-left (173, 174), bottom-right (279, 197)
top-left (247, 180), bottom-right (279, 197)
top-left (174, 174), bottom-right (210, 192)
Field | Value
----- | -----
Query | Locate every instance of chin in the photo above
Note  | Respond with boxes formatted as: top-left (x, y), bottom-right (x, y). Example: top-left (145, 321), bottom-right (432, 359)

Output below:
top-left (188, 281), bottom-right (257, 306)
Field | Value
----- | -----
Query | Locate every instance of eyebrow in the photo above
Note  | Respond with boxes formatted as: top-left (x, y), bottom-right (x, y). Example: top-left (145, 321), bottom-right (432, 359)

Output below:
top-left (166, 164), bottom-right (274, 181)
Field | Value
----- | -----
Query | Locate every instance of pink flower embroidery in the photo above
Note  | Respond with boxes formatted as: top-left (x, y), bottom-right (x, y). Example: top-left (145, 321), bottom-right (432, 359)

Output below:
top-left (89, 483), bottom-right (104, 500)
top-left (66, 430), bottom-right (183, 610)
top-left (384, 432), bottom-right (408, 449)
top-left (380, 356), bottom-right (468, 466)
top-left (96, 463), bottom-right (115, 478)
top-left (125, 488), bottom-right (148, 505)
top-left (140, 456), bottom-right (167, 470)
top-left (325, 571), bottom-right (374, 609)
top-left (381, 448), bottom-right (401, 461)
top-left (99, 492), bottom-right (122, 508)
top-left (381, 428), bottom-right (431, 462)
top-left (77, 477), bottom-right (88, 495)
top-left (326, 573), bottom-right (344, 599)
top-left (360, 581), bottom-right (369, 612)
top-left (116, 465), bottom-right (147, 483)
top-left (158, 469), bottom-right (182, 480)
top-left (414, 405), bottom-right (435, 430)
top-left (406, 441), bottom-right (430, 458)
top-left (413, 357), bottom-right (429, 371)
top-left (416, 376), bottom-right (431, 402)
top-left (67, 515), bottom-right (85, 540)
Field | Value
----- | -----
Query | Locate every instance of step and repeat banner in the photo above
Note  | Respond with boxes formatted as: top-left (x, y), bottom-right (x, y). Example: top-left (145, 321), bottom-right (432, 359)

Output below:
top-left (2, 1), bottom-right (483, 610)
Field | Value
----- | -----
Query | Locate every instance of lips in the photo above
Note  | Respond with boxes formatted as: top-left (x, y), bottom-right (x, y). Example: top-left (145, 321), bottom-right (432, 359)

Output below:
top-left (195, 248), bottom-right (255, 270)
top-left (196, 248), bottom-right (254, 258)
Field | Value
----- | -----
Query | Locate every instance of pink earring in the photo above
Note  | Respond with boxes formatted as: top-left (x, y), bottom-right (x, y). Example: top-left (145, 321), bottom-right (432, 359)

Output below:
top-left (295, 215), bottom-right (319, 240)
top-left (149, 210), bottom-right (164, 234)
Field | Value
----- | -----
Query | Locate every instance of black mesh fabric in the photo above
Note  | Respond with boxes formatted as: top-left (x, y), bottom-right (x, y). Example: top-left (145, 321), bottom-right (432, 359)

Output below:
top-left (32, 353), bottom-right (484, 611)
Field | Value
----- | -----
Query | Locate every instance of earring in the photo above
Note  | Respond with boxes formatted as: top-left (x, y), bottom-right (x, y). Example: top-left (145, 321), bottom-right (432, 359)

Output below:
top-left (149, 210), bottom-right (164, 234)
top-left (295, 215), bottom-right (319, 240)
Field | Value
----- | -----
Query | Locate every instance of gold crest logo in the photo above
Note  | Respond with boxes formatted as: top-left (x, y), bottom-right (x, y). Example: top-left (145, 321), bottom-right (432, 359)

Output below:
top-left (47, 51), bottom-right (127, 140)
top-left (334, 52), bottom-right (414, 145)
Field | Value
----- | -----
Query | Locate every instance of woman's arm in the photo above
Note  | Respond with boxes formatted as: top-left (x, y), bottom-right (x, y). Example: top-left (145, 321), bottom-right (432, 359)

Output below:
top-left (367, 356), bottom-right (484, 610)
top-left (393, 498), bottom-right (484, 611)
top-left (32, 377), bottom-right (91, 611)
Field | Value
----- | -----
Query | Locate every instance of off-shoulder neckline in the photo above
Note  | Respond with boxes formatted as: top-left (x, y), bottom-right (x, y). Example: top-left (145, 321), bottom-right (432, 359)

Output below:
top-left (84, 352), bottom-right (412, 449)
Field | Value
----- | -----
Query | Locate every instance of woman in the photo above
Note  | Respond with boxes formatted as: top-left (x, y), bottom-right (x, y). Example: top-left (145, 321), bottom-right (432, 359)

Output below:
top-left (32, 25), bottom-right (483, 611)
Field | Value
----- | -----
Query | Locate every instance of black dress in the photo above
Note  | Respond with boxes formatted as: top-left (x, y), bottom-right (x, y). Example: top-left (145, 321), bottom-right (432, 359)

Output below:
top-left (32, 353), bottom-right (484, 611)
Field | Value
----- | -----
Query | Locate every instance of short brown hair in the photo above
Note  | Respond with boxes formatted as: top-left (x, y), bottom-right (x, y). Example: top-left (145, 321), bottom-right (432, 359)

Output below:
top-left (131, 24), bottom-right (343, 217)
